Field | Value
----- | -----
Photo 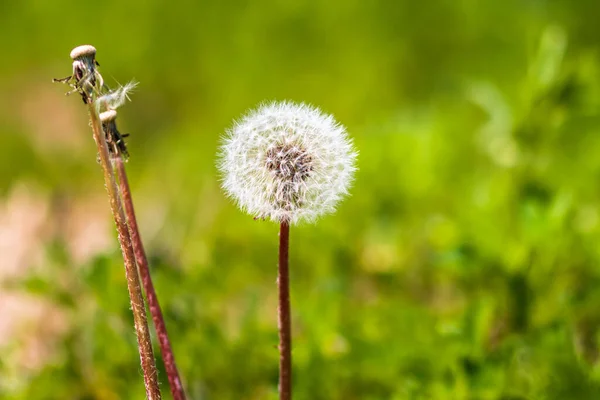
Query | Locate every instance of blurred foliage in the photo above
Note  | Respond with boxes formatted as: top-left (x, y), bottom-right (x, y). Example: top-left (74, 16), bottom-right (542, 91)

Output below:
top-left (2, 0), bottom-right (600, 399)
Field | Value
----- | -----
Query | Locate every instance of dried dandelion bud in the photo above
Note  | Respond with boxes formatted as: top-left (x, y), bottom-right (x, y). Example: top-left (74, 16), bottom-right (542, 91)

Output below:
top-left (71, 46), bottom-right (102, 91)
top-left (54, 44), bottom-right (104, 103)
top-left (99, 109), bottom-right (129, 159)
top-left (218, 101), bottom-right (357, 224)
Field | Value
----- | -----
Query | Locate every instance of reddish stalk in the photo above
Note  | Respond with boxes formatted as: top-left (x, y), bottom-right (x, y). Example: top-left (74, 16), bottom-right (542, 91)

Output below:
top-left (87, 103), bottom-right (161, 399)
top-left (278, 222), bottom-right (292, 400)
top-left (114, 156), bottom-right (186, 400)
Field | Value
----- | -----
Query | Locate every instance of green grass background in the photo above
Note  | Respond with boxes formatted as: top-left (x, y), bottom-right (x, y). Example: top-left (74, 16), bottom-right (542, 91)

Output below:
top-left (2, 0), bottom-right (600, 399)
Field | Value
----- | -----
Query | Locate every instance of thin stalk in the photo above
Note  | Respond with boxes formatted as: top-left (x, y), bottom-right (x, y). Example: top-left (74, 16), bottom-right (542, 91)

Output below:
top-left (278, 222), bottom-right (292, 400)
top-left (87, 102), bottom-right (161, 400)
top-left (114, 156), bottom-right (187, 400)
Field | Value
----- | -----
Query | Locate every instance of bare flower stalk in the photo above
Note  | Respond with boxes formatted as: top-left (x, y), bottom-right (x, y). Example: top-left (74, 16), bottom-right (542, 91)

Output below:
top-left (87, 102), bottom-right (161, 400)
top-left (113, 154), bottom-right (187, 400)
top-left (278, 222), bottom-right (292, 400)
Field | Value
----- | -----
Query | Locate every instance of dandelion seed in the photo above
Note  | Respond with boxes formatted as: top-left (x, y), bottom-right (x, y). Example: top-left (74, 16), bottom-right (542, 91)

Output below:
top-left (96, 81), bottom-right (138, 113)
top-left (218, 101), bottom-right (357, 224)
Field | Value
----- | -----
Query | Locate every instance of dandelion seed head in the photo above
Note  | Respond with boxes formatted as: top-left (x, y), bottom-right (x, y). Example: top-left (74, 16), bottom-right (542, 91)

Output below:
top-left (218, 101), bottom-right (357, 224)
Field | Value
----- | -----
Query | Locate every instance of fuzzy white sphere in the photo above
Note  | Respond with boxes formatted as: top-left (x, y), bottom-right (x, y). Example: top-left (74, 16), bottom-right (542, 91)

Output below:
top-left (218, 101), bottom-right (357, 225)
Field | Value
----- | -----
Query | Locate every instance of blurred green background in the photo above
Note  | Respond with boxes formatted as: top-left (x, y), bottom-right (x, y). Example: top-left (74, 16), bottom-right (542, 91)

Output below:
top-left (2, 0), bottom-right (600, 399)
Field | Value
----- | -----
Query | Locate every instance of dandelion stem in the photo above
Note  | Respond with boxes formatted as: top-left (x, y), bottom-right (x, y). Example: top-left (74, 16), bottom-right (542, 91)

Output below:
top-left (278, 221), bottom-right (292, 400)
top-left (114, 156), bottom-right (187, 400)
top-left (87, 102), bottom-right (161, 400)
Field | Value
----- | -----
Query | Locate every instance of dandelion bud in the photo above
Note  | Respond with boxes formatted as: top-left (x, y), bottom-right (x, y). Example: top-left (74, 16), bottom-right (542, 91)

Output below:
top-left (218, 101), bottom-right (357, 224)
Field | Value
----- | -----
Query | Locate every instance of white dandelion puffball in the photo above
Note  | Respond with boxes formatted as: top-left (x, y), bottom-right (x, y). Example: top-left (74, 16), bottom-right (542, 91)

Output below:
top-left (218, 101), bottom-right (357, 225)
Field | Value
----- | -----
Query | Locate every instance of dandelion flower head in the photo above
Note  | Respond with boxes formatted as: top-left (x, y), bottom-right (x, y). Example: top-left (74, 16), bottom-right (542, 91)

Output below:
top-left (219, 101), bottom-right (357, 224)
